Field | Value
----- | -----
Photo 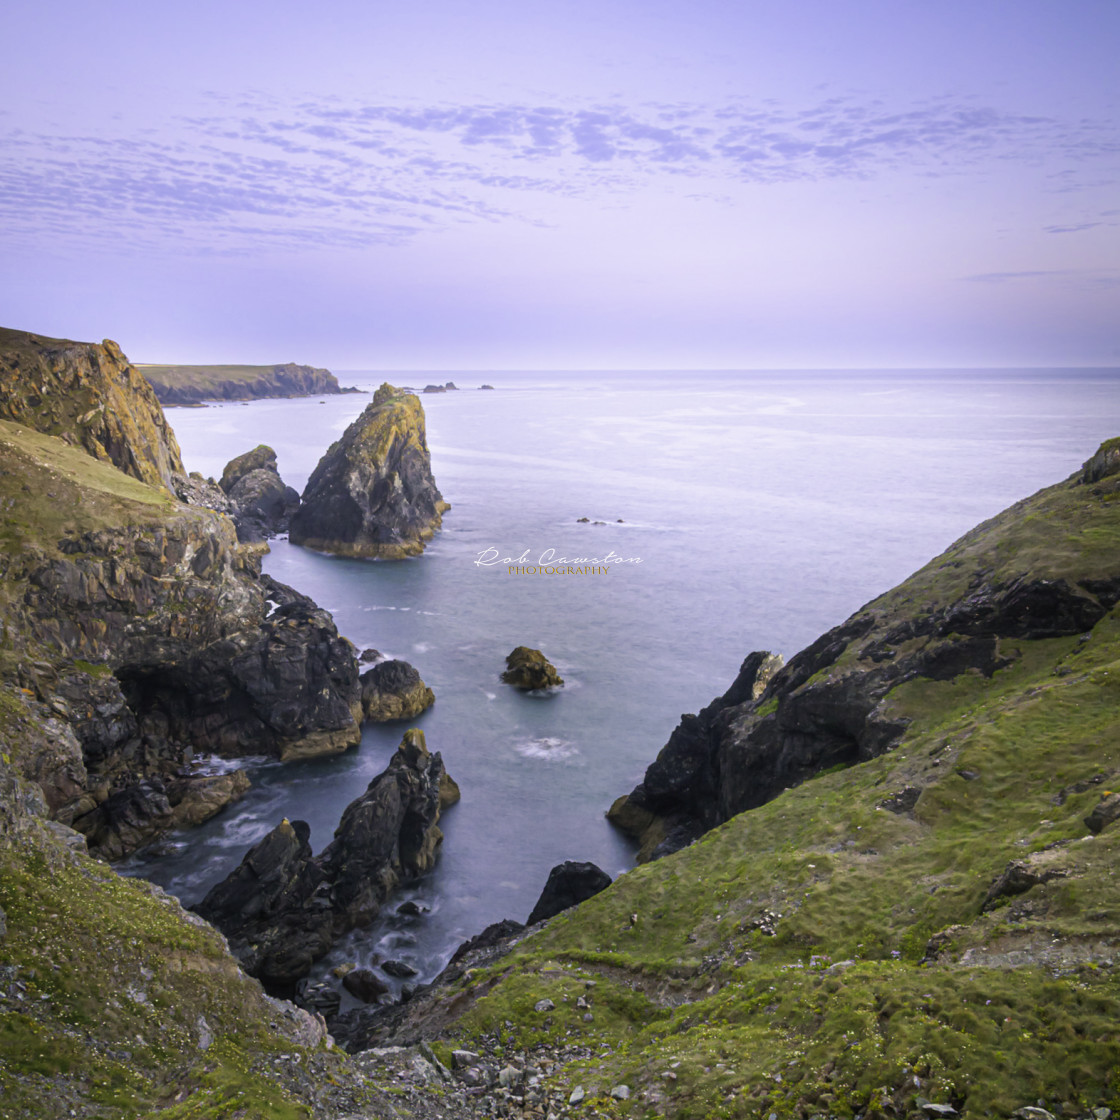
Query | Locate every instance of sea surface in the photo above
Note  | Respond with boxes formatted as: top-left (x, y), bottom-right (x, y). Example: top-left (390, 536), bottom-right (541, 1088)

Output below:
top-left (123, 368), bottom-right (1120, 1004)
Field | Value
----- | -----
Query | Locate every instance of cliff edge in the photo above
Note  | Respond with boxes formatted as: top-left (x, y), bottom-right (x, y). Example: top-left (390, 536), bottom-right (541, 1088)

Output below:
top-left (0, 327), bottom-right (184, 493)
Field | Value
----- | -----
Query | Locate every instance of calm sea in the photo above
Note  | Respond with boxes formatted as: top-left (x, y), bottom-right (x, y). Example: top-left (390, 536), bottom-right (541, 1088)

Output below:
top-left (123, 368), bottom-right (1120, 1003)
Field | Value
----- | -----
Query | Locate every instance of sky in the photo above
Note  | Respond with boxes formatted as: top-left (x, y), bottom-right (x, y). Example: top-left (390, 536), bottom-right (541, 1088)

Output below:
top-left (2, 0), bottom-right (1118, 369)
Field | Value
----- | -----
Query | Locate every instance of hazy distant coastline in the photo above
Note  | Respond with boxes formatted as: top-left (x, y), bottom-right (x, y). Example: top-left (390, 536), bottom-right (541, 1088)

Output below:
top-left (139, 361), bottom-right (360, 405)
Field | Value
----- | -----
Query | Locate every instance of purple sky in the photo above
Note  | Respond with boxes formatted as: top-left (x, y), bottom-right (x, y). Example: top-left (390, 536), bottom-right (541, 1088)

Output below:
top-left (2, 0), bottom-right (1118, 369)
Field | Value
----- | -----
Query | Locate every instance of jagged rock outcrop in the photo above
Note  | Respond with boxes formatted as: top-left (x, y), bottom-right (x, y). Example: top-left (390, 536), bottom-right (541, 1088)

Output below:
top-left (360, 659), bottom-right (436, 722)
top-left (195, 729), bottom-right (457, 986)
top-left (0, 334), bottom-right (364, 859)
top-left (500, 646), bottom-right (564, 690)
top-left (140, 361), bottom-right (356, 405)
top-left (0, 327), bottom-right (184, 493)
top-left (289, 383), bottom-right (449, 559)
top-left (526, 861), bottom-right (612, 925)
top-left (218, 444), bottom-right (300, 542)
top-left (611, 440), bottom-right (1120, 861)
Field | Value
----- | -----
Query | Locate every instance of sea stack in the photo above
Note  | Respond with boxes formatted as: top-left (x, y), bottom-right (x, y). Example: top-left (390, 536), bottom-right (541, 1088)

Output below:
top-left (289, 383), bottom-right (449, 559)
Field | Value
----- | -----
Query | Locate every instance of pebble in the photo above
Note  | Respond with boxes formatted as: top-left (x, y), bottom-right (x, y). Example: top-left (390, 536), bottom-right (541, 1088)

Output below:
top-left (569, 1087), bottom-right (585, 1105)
top-left (534, 998), bottom-right (555, 1013)
top-left (610, 1084), bottom-right (630, 1100)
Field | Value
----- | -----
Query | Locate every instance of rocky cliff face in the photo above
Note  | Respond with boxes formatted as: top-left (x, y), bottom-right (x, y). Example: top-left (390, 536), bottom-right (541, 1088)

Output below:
top-left (140, 361), bottom-right (354, 405)
top-left (0, 327), bottom-right (184, 493)
top-left (196, 729), bottom-right (458, 986)
top-left (611, 440), bottom-right (1120, 861)
top-left (0, 330), bottom-right (363, 860)
top-left (289, 383), bottom-right (449, 559)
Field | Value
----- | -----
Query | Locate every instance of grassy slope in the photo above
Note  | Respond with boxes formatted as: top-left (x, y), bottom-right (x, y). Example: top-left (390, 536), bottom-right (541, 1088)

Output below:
top-left (0, 419), bottom-right (173, 553)
top-left (424, 465), bottom-right (1120, 1119)
top-left (0, 425), bottom-right (392, 1118)
top-left (138, 365), bottom-right (287, 389)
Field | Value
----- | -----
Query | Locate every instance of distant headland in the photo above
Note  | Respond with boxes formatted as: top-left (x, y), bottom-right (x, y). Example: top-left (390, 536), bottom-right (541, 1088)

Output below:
top-left (137, 361), bottom-right (360, 405)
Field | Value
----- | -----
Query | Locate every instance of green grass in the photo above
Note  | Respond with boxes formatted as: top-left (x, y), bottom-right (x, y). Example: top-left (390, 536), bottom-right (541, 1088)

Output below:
top-left (429, 510), bottom-right (1120, 1117)
top-left (0, 419), bottom-right (171, 554)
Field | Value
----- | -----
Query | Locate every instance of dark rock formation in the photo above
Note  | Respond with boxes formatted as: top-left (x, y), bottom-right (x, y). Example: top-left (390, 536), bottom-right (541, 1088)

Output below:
top-left (500, 647), bottom-right (564, 691)
top-left (526, 861), bottom-right (612, 925)
top-left (359, 659), bottom-right (435, 722)
top-left (610, 442), bottom-right (1120, 862)
top-left (343, 968), bottom-right (390, 1003)
top-left (0, 331), bottom-right (365, 858)
top-left (982, 856), bottom-right (1068, 911)
top-left (195, 729), bottom-right (455, 985)
top-left (218, 445), bottom-right (300, 542)
top-left (1085, 793), bottom-right (1120, 834)
top-left (0, 327), bottom-right (184, 493)
top-left (289, 383), bottom-right (449, 559)
top-left (140, 361), bottom-right (357, 406)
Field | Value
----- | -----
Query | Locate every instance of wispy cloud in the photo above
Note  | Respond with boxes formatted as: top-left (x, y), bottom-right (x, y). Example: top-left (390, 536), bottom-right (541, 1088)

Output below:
top-left (962, 268), bottom-right (1120, 289)
top-left (3, 92), bottom-right (1116, 257)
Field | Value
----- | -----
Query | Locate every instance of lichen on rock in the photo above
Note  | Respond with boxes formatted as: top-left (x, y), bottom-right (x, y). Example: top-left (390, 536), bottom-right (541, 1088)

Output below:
top-left (500, 646), bottom-right (564, 690)
top-left (359, 658), bottom-right (436, 722)
top-left (289, 383), bottom-right (449, 559)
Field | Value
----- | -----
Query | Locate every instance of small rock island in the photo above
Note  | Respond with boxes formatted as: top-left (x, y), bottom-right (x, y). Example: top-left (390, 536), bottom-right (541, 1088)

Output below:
top-left (501, 646), bottom-right (564, 690)
top-left (289, 383), bottom-right (449, 559)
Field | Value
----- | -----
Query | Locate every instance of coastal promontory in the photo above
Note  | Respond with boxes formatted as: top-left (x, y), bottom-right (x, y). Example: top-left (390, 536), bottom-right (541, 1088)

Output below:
top-left (289, 382), bottom-right (449, 559)
top-left (139, 360), bottom-right (356, 405)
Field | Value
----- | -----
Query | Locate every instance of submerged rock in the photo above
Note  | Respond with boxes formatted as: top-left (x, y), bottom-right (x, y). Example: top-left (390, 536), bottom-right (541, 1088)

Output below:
top-left (289, 383), bottom-right (449, 559)
top-left (194, 728), bottom-right (456, 985)
top-left (500, 646), bottom-right (563, 690)
top-left (526, 860), bottom-right (612, 925)
top-left (359, 659), bottom-right (435, 722)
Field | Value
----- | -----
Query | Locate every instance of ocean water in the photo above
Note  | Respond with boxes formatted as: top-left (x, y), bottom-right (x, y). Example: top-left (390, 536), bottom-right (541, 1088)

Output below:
top-left (124, 368), bottom-right (1120, 1003)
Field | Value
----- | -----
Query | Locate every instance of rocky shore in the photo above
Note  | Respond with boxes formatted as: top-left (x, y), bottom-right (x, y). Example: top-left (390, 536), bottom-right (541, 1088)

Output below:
top-left (0, 330), bottom-right (363, 861)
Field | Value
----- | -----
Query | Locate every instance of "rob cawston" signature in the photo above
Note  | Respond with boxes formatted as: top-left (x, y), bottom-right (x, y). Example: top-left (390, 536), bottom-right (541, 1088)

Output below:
top-left (473, 547), bottom-right (642, 566)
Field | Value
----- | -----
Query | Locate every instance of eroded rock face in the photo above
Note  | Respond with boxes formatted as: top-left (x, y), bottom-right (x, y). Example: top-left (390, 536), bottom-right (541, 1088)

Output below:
top-left (500, 647), bottom-right (563, 690)
top-left (289, 384), bottom-right (448, 559)
top-left (0, 328), bottom-right (184, 493)
top-left (218, 445), bottom-right (300, 542)
top-left (359, 659), bottom-right (435, 722)
top-left (526, 861), bottom-right (612, 925)
top-left (610, 441), bottom-right (1120, 862)
top-left (195, 729), bottom-right (455, 986)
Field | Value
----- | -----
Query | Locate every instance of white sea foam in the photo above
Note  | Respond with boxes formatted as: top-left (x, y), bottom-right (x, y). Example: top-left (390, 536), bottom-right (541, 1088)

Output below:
top-left (514, 737), bottom-right (578, 762)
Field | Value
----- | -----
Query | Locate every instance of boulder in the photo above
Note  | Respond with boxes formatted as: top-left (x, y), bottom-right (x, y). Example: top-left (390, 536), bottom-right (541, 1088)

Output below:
top-left (289, 384), bottom-right (449, 559)
top-left (219, 445), bottom-right (280, 492)
top-left (1085, 792), bottom-right (1120, 834)
top-left (218, 445), bottom-right (300, 542)
top-left (500, 647), bottom-right (563, 690)
top-left (342, 968), bottom-right (389, 1003)
top-left (194, 728), bottom-right (456, 985)
top-left (527, 860), bottom-right (612, 925)
top-left (359, 659), bottom-right (435, 722)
